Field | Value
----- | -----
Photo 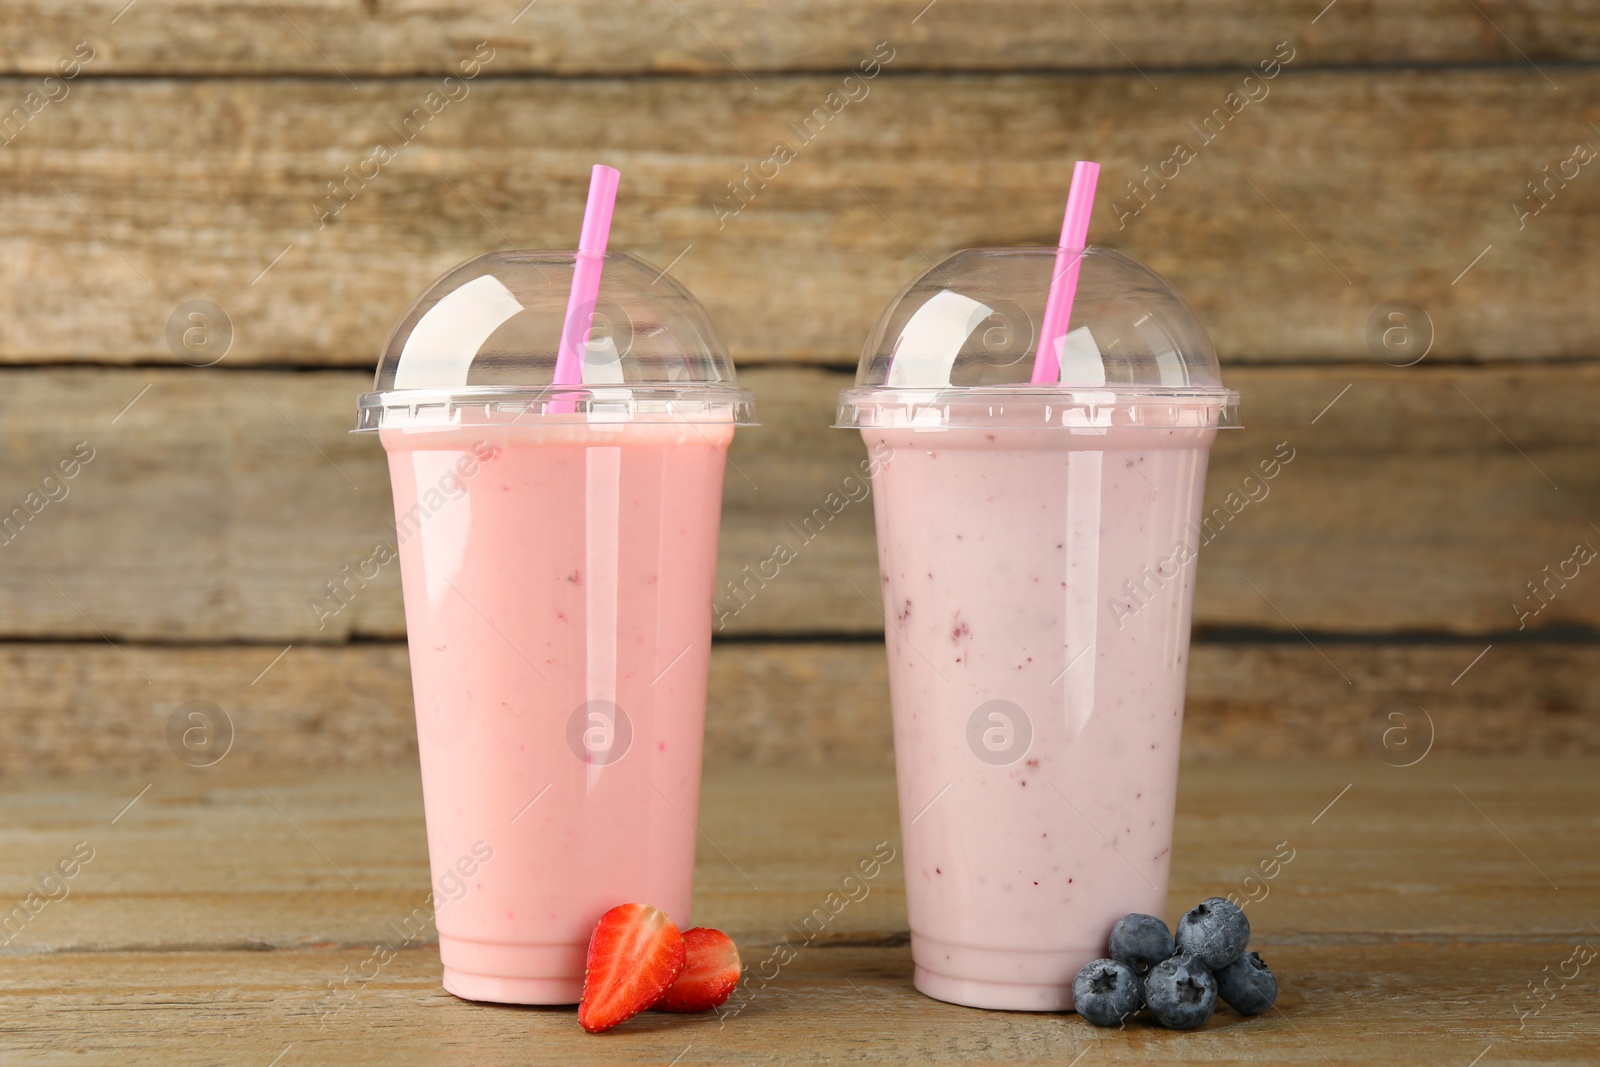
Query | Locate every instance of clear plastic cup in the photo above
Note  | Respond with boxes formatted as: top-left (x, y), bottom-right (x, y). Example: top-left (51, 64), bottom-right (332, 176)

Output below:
top-left (837, 247), bottom-right (1239, 1011)
top-left (358, 250), bottom-right (754, 1004)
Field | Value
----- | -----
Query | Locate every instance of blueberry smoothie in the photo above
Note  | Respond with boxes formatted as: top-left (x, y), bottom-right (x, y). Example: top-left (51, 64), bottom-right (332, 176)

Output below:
top-left (864, 422), bottom-right (1215, 1010)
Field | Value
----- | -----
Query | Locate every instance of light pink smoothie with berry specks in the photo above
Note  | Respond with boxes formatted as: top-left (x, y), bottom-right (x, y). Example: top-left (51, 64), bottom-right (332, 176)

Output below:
top-left (863, 421), bottom-right (1215, 1011)
top-left (382, 419), bottom-right (732, 1005)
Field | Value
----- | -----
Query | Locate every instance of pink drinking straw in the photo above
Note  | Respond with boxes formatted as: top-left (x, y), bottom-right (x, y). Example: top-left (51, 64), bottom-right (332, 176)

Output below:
top-left (552, 164), bottom-right (622, 390)
top-left (1029, 160), bottom-right (1101, 384)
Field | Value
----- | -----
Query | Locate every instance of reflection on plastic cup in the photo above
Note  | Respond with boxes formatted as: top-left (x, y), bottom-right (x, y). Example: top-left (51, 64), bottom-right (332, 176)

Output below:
top-left (1365, 301), bottom-right (1432, 368)
top-left (566, 699), bottom-right (633, 765)
top-left (965, 699), bottom-right (1033, 766)
top-left (166, 699), bottom-right (234, 767)
top-left (165, 300), bottom-right (234, 367)
top-left (1365, 700), bottom-right (1434, 768)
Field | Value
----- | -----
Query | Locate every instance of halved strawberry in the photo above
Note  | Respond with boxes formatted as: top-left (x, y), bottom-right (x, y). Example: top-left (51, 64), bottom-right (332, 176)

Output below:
top-left (578, 903), bottom-right (687, 1033)
top-left (655, 927), bottom-right (742, 1012)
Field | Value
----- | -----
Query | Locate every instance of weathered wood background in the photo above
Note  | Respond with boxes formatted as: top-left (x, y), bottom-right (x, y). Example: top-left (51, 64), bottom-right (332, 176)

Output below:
top-left (1, 1), bottom-right (1595, 771)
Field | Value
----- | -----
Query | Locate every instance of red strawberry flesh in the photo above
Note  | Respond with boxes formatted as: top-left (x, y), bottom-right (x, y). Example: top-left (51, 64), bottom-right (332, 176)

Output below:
top-left (656, 927), bottom-right (742, 1012)
top-left (578, 903), bottom-right (687, 1033)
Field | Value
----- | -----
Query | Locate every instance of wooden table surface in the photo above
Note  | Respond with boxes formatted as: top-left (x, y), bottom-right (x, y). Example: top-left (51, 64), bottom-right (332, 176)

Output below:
top-left (2, 757), bottom-right (1596, 1065)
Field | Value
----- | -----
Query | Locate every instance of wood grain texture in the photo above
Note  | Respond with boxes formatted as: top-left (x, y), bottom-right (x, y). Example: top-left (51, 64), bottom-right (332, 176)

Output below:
top-left (1, 760), bottom-right (1596, 1064)
top-left (0, 766), bottom-right (903, 951)
top-left (0, 639), bottom-right (1594, 774)
top-left (1, 942), bottom-right (1589, 1065)
top-left (2, 759), bottom-right (1594, 945)
top-left (3, 1), bottom-right (1595, 76)
top-left (2, 71), bottom-right (1597, 365)
top-left (0, 364), bottom-right (1593, 642)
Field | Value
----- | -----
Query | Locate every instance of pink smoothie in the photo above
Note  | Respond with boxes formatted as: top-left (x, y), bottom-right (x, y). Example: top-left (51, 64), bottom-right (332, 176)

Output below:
top-left (862, 422), bottom-right (1215, 1011)
top-left (382, 419), bottom-right (733, 1004)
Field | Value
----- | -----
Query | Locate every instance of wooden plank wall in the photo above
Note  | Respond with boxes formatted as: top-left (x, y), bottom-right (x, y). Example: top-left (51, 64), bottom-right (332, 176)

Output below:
top-left (1, 1), bottom-right (1595, 770)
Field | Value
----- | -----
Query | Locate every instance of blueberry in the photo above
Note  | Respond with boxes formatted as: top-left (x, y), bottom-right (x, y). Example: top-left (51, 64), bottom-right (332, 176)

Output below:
top-left (1175, 897), bottom-right (1250, 970)
top-left (1143, 953), bottom-right (1217, 1030)
top-left (1071, 958), bottom-right (1143, 1027)
top-left (1108, 913), bottom-right (1175, 975)
top-left (1215, 951), bottom-right (1278, 1015)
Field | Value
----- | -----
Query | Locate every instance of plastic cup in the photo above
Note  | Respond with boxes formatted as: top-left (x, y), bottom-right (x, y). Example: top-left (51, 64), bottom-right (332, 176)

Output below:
top-left (837, 247), bottom-right (1239, 1011)
top-left (357, 251), bottom-right (754, 1004)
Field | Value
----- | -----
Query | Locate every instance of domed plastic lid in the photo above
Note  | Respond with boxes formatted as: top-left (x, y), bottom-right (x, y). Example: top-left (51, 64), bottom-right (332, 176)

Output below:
top-left (357, 250), bottom-right (754, 430)
top-left (837, 247), bottom-right (1238, 430)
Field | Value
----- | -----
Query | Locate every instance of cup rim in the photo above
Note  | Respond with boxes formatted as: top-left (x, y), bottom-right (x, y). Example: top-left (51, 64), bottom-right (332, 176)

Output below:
top-left (835, 384), bottom-right (1241, 430)
top-left (355, 384), bottom-right (757, 432)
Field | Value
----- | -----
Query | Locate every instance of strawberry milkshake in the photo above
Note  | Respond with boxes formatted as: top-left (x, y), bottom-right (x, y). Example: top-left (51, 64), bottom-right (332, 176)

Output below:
top-left (383, 419), bottom-right (732, 1004)
top-left (361, 243), bottom-right (754, 1004)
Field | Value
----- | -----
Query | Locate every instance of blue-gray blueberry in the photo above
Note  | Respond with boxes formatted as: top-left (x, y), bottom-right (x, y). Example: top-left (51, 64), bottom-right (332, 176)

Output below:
top-left (1215, 951), bottom-right (1277, 1015)
top-left (1108, 913), bottom-right (1175, 975)
top-left (1143, 953), bottom-right (1217, 1030)
top-left (1071, 958), bottom-right (1143, 1027)
top-left (1175, 897), bottom-right (1250, 970)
